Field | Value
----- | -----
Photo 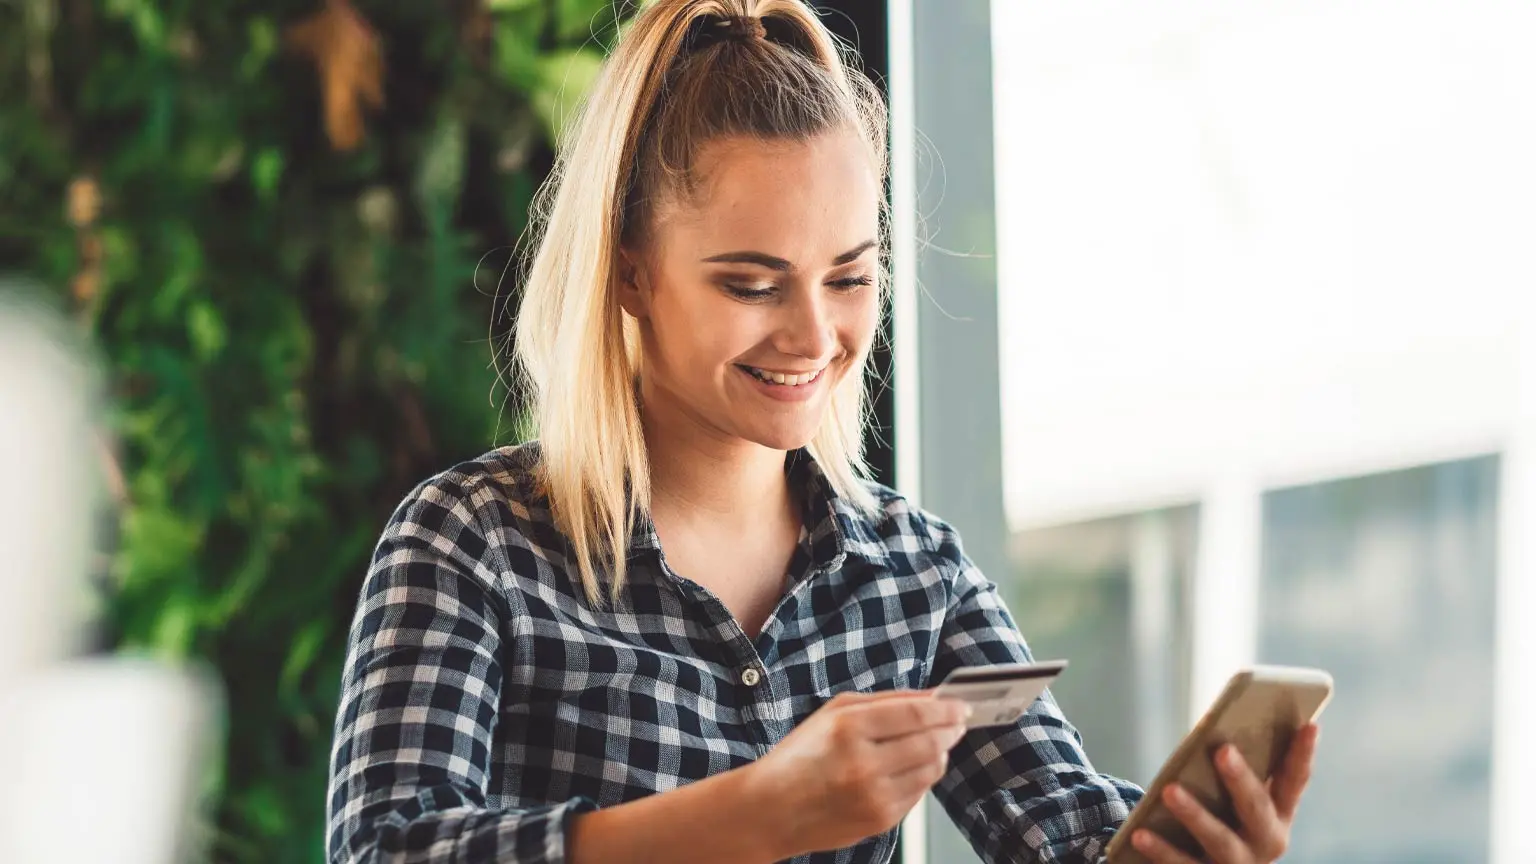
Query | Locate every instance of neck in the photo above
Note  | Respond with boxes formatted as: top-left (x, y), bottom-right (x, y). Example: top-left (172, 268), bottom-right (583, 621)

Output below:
top-left (640, 392), bottom-right (793, 535)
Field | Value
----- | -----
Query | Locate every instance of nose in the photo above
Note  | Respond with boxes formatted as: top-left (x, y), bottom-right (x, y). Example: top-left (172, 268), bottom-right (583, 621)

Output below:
top-left (773, 284), bottom-right (838, 363)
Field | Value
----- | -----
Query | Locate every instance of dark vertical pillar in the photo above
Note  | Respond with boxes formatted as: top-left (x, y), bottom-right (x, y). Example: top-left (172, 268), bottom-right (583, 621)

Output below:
top-left (815, 0), bottom-right (896, 489)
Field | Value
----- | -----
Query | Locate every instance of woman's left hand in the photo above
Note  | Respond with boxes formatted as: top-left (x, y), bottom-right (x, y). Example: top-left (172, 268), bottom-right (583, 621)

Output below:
top-left (1131, 723), bottom-right (1320, 863)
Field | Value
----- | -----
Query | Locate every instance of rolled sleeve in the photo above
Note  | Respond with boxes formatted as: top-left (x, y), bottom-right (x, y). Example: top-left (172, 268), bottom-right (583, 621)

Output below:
top-left (326, 479), bottom-right (597, 864)
top-left (925, 520), bottom-right (1144, 864)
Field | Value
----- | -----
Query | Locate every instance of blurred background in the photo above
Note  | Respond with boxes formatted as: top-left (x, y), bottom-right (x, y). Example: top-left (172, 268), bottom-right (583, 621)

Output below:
top-left (3, 1), bottom-right (1534, 863)
top-left (2, 0), bottom-right (623, 860)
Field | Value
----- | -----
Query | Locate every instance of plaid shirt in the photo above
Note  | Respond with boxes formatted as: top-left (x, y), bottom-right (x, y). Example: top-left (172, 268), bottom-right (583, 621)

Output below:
top-left (327, 444), bottom-right (1143, 864)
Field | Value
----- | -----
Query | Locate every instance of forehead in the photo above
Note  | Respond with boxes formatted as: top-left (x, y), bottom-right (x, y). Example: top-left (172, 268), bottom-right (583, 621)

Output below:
top-left (659, 131), bottom-right (881, 258)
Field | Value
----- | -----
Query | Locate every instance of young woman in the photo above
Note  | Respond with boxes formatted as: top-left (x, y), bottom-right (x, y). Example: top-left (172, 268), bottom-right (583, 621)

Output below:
top-left (326, 2), bottom-right (1319, 862)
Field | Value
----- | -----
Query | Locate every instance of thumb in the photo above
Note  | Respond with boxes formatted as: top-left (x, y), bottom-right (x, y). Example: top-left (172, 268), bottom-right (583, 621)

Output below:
top-left (828, 688), bottom-right (934, 705)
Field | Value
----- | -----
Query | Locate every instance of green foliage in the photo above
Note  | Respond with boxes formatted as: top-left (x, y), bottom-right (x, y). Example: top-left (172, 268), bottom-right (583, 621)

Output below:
top-left (0, 0), bottom-right (624, 860)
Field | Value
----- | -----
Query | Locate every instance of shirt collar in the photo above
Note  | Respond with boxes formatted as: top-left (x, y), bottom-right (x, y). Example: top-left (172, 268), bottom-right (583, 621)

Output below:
top-left (628, 449), bottom-right (857, 574)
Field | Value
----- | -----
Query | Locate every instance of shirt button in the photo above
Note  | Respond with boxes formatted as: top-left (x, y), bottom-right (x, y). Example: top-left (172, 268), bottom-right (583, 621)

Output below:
top-left (740, 666), bottom-right (762, 687)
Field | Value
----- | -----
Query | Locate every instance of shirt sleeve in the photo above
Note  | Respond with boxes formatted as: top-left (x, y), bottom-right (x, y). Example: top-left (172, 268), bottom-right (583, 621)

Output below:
top-left (326, 477), bottom-right (597, 864)
top-left (925, 519), bottom-right (1145, 864)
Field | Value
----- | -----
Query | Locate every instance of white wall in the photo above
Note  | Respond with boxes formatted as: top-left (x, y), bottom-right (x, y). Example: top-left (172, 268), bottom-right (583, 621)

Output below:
top-left (993, 0), bottom-right (1536, 530)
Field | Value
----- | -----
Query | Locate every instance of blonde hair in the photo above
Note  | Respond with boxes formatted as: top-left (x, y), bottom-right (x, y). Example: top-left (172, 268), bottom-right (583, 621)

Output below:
top-left (513, 0), bottom-right (889, 606)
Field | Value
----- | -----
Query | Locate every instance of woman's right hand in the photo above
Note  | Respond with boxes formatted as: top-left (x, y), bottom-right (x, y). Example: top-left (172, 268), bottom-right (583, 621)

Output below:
top-left (746, 689), bottom-right (972, 858)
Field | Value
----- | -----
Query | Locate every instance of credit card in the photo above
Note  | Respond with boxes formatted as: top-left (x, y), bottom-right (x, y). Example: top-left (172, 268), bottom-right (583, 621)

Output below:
top-left (932, 660), bottom-right (1069, 729)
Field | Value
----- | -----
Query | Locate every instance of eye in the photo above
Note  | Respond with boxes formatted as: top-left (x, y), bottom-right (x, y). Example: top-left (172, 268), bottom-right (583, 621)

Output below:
top-left (829, 275), bottom-right (874, 292)
top-left (725, 283), bottom-right (777, 301)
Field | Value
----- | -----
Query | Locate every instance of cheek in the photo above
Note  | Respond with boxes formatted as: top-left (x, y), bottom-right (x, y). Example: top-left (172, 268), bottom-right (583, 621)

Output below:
top-left (648, 291), bottom-right (754, 374)
top-left (839, 290), bottom-right (882, 353)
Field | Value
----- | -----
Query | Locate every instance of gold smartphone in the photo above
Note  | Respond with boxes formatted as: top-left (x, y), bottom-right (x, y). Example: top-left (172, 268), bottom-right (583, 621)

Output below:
top-left (1105, 666), bottom-right (1334, 863)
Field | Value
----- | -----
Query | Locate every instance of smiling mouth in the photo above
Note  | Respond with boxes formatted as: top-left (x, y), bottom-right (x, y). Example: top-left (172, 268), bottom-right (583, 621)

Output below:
top-left (737, 365), bottom-right (826, 387)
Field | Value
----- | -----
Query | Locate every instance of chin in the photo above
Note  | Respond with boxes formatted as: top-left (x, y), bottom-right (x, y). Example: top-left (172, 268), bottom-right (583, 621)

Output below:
top-left (740, 419), bottom-right (823, 453)
top-left (715, 383), bottom-right (828, 452)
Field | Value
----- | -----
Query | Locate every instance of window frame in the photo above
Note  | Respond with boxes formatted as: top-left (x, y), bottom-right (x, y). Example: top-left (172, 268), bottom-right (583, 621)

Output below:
top-left (888, 3), bottom-right (1536, 861)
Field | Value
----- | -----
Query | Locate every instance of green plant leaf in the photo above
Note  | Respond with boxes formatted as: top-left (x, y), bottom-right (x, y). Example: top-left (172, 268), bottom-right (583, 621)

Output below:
top-left (120, 505), bottom-right (204, 586)
top-left (250, 148), bottom-right (284, 203)
top-left (555, 0), bottom-right (620, 43)
top-left (415, 117), bottom-right (467, 215)
top-left (151, 591), bottom-right (200, 659)
top-left (241, 17), bottom-right (279, 81)
top-left (531, 48), bottom-right (604, 144)
top-left (279, 619), bottom-right (331, 700)
top-left (3, 1), bottom-right (634, 857)
top-left (493, 16), bottom-right (545, 91)
top-left (187, 299), bottom-right (227, 361)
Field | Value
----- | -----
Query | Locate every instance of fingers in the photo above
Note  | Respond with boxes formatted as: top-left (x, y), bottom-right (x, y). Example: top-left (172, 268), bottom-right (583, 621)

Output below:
top-left (1216, 745), bottom-right (1287, 860)
top-left (1148, 734), bottom-right (1312, 864)
top-left (1161, 783), bottom-right (1248, 863)
top-left (878, 719), bottom-right (969, 776)
top-left (884, 728), bottom-right (967, 808)
top-left (846, 693), bottom-right (971, 742)
top-left (1130, 829), bottom-right (1203, 864)
top-left (887, 755), bottom-right (950, 802)
top-left (1271, 723), bottom-right (1319, 821)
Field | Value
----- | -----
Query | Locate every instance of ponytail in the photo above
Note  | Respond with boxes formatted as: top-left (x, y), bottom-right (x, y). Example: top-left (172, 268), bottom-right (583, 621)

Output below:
top-left (514, 0), bottom-right (888, 606)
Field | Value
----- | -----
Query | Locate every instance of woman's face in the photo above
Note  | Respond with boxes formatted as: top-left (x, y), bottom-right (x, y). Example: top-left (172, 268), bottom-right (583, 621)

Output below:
top-left (621, 128), bottom-right (882, 452)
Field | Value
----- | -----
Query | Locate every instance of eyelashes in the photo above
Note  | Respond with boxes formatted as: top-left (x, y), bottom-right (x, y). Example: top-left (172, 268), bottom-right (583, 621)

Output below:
top-left (831, 275), bottom-right (875, 290)
top-left (724, 275), bottom-right (874, 301)
top-left (725, 285), bottom-right (776, 300)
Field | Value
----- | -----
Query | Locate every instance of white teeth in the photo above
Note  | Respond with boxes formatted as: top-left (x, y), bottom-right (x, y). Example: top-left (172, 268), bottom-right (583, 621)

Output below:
top-left (747, 366), bottom-right (821, 387)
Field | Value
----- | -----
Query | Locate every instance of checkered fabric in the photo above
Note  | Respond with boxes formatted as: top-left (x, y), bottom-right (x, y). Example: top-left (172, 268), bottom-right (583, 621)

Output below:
top-left (327, 444), bottom-right (1144, 863)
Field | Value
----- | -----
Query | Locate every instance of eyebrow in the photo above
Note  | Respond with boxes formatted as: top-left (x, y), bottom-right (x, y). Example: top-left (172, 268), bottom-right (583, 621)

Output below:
top-left (701, 239), bottom-right (878, 271)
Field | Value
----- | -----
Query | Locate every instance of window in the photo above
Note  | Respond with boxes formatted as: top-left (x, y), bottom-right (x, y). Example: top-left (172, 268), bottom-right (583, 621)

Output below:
top-left (1006, 507), bottom-right (1198, 786)
top-left (1259, 458), bottom-right (1498, 862)
top-left (923, 507), bottom-right (1198, 864)
top-left (893, 1), bottom-right (1535, 862)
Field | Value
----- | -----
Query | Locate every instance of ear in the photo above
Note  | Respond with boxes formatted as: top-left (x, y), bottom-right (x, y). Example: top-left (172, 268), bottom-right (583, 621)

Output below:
top-left (615, 246), bottom-right (651, 320)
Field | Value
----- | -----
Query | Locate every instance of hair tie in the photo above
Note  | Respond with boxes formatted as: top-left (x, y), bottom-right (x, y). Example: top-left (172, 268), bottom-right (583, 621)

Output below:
top-left (716, 14), bottom-right (766, 41)
top-left (685, 14), bottom-right (767, 51)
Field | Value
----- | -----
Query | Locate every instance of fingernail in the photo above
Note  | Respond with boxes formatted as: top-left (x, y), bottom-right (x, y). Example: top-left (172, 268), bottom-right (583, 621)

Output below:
top-left (1133, 830), bottom-right (1152, 850)
top-left (960, 704), bottom-right (974, 719)
top-left (1166, 784), bottom-right (1188, 805)
top-left (1221, 746), bottom-right (1242, 772)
